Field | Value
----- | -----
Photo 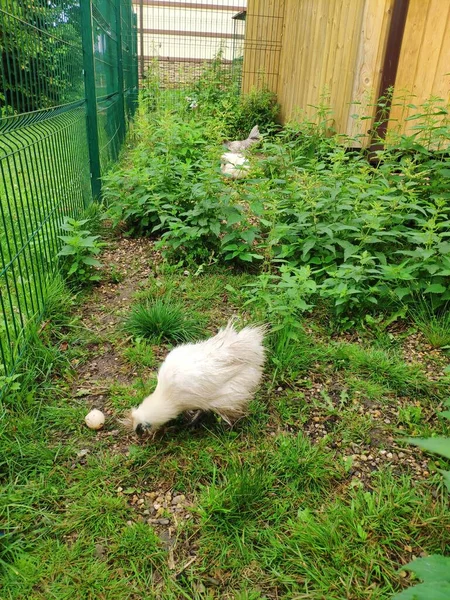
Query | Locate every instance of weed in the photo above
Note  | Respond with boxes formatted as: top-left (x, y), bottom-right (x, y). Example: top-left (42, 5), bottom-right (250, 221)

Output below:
top-left (398, 404), bottom-right (424, 426)
top-left (331, 343), bottom-right (431, 395)
top-left (58, 217), bottom-right (105, 286)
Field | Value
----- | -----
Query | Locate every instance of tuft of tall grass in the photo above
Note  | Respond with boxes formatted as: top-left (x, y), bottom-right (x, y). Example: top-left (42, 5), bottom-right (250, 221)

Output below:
top-left (409, 299), bottom-right (450, 349)
top-left (124, 299), bottom-right (204, 344)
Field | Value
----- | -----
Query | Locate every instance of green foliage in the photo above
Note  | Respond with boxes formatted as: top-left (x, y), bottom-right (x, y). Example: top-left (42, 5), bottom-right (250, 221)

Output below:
top-left (106, 74), bottom-right (450, 326)
top-left (124, 299), bottom-right (204, 344)
top-left (392, 555), bottom-right (450, 599)
top-left (104, 108), bottom-right (263, 265)
top-left (244, 264), bottom-right (317, 332)
top-left (58, 217), bottom-right (104, 285)
top-left (0, 0), bottom-right (83, 114)
top-left (405, 404), bottom-right (450, 493)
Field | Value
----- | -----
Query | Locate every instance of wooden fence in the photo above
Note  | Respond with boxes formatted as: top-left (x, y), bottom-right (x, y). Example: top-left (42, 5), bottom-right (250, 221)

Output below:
top-left (242, 0), bottom-right (450, 146)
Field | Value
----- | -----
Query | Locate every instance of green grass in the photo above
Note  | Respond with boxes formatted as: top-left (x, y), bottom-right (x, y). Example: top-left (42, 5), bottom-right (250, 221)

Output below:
top-left (1, 262), bottom-right (449, 600)
top-left (409, 300), bottom-right (450, 349)
top-left (124, 298), bottom-right (205, 344)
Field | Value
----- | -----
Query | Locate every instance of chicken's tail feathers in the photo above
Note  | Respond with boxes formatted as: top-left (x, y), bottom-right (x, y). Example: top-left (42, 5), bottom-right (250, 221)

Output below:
top-left (248, 124), bottom-right (260, 140)
top-left (221, 317), bottom-right (268, 337)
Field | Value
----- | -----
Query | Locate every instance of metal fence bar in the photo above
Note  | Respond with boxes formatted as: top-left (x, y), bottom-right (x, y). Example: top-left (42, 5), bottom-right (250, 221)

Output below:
top-left (115, 0), bottom-right (126, 146)
top-left (0, 0), bottom-right (138, 388)
top-left (80, 0), bottom-right (102, 200)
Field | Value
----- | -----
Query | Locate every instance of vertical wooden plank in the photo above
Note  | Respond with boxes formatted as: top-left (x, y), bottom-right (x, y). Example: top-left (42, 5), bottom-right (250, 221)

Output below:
top-left (304, 0), bottom-right (324, 113)
top-left (346, 0), bottom-right (395, 145)
top-left (330, 0), bottom-right (354, 130)
top-left (388, 0), bottom-right (431, 130)
top-left (389, 0), bottom-right (450, 138)
top-left (316, 0), bottom-right (337, 113)
top-left (242, 0), bottom-right (285, 94)
top-left (277, 0), bottom-right (300, 120)
top-left (432, 4), bottom-right (450, 99)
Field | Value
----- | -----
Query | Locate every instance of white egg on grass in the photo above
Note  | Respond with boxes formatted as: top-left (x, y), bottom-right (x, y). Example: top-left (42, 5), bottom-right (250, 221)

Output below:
top-left (85, 409), bottom-right (105, 430)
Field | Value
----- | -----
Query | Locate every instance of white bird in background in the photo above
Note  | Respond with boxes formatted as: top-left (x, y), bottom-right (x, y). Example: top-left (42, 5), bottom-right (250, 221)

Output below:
top-left (220, 125), bottom-right (261, 179)
top-left (220, 151), bottom-right (250, 179)
top-left (122, 321), bottom-right (266, 435)
top-left (224, 125), bottom-right (261, 152)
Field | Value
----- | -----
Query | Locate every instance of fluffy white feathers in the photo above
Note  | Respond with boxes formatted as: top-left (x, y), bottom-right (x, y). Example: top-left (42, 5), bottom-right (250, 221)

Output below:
top-left (220, 125), bottom-right (261, 179)
top-left (220, 151), bottom-right (250, 179)
top-left (124, 321), bottom-right (266, 434)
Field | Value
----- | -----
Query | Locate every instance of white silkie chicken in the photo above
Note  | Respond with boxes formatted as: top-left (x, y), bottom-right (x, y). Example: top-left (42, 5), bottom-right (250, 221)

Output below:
top-left (123, 321), bottom-right (266, 435)
top-left (220, 151), bottom-right (250, 179)
top-left (220, 125), bottom-right (261, 179)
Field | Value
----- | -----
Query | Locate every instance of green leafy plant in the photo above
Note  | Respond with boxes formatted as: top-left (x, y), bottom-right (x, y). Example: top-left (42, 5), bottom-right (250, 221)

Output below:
top-left (244, 263), bottom-right (317, 334)
top-left (405, 404), bottom-right (450, 493)
top-left (392, 555), bottom-right (450, 599)
top-left (58, 217), bottom-right (105, 285)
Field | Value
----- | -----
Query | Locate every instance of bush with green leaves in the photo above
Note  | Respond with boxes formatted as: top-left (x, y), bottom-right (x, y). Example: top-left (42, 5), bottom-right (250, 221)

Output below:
top-left (58, 217), bottom-right (104, 285)
top-left (105, 78), bottom-right (450, 325)
top-left (103, 105), bottom-right (265, 265)
top-left (103, 110), bottom-right (220, 237)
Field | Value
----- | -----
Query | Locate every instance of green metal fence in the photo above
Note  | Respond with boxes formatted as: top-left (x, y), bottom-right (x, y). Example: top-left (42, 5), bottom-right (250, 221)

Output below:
top-left (0, 0), bottom-right (138, 384)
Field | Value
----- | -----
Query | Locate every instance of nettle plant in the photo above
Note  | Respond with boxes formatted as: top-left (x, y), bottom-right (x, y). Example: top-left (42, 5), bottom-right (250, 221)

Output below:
top-left (58, 217), bottom-right (105, 285)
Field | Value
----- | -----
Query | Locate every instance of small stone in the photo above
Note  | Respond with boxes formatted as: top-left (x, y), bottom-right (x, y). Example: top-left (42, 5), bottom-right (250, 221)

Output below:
top-left (387, 452), bottom-right (393, 459)
top-left (126, 521), bottom-right (133, 526)
top-left (153, 503), bottom-right (161, 510)
top-left (172, 495), bottom-right (186, 505)
top-left (137, 499), bottom-right (144, 505)
top-left (384, 419), bottom-right (391, 424)
top-left (117, 487), bottom-right (123, 493)
top-left (399, 452), bottom-right (405, 458)
top-left (360, 455), bottom-right (368, 462)
top-left (143, 510), bottom-right (150, 515)
top-left (94, 543), bottom-right (106, 559)
top-left (157, 518), bottom-right (170, 525)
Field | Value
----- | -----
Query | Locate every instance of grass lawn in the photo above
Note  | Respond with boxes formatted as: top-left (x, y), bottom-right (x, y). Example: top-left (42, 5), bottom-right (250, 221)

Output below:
top-left (1, 234), bottom-right (449, 600)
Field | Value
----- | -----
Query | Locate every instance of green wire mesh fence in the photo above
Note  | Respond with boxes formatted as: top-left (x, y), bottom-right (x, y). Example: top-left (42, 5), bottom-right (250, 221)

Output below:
top-left (0, 0), bottom-right (138, 385)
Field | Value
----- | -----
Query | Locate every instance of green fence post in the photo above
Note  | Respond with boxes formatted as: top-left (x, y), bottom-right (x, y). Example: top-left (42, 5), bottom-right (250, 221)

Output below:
top-left (116, 0), bottom-right (126, 143)
top-left (133, 10), bottom-right (139, 110)
top-left (80, 0), bottom-right (102, 200)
